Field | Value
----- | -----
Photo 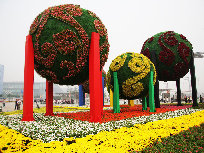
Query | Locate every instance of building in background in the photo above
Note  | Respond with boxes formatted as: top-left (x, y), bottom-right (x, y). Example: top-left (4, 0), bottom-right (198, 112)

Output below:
top-left (2, 82), bottom-right (65, 100)
top-left (0, 64), bottom-right (4, 96)
top-left (55, 85), bottom-right (79, 103)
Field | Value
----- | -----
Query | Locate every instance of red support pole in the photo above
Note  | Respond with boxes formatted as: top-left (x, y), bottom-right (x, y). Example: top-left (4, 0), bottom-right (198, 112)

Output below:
top-left (45, 80), bottom-right (54, 116)
top-left (89, 32), bottom-right (103, 123)
top-left (100, 70), bottom-right (103, 116)
top-left (22, 35), bottom-right (34, 121)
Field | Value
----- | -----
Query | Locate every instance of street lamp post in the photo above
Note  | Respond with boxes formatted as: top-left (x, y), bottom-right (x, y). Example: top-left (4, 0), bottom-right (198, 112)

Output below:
top-left (193, 52), bottom-right (204, 105)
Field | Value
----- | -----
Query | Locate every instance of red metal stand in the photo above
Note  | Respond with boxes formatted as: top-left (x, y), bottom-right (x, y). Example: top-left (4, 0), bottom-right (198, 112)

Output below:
top-left (89, 32), bottom-right (103, 122)
top-left (100, 70), bottom-right (103, 116)
top-left (22, 35), bottom-right (34, 121)
top-left (45, 80), bottom-right (54, 116)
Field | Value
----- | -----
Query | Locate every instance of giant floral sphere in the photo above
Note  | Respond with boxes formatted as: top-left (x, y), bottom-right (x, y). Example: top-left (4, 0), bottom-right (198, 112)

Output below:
top-left (141, 31), bottom-right (192, 81)
top-left (30, 4), bottom-right (109, 85)
top-left (106, 52), bottom-right (156, 100)
top-left (82, 70), bottom-right (106, 93)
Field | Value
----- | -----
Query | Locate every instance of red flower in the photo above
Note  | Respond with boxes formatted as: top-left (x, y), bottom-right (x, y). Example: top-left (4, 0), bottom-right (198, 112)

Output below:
top-left (163, 31), bottom-right (178, 46)
top-left (54, 104), bottom-right (191, 123)
top-left (174, 62), bottom-right (189, 78)
top-left (53, 29), bottom-right (79, 55)
top-left (94, 20), bottom-right (107, 37)
top-left (158, 33), bottom-right (175, 66)
top-left (180, 34), bottom-right (187, 40)
top-left (159, 50), bottom-right (174, 66)
top-left (148, 37), bottom-right (154, 43)
top-left (177, 42), bottom-right (191, 64)
top-left (141, 48), bottom-right (151, 59)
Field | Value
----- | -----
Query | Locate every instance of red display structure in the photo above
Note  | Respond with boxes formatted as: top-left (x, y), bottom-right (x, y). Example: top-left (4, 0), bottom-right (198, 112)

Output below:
top-left (89, 32), bottom-right (103, 123)
top-left (22, 35), bottom-right (34, 121)
top-left (22, 32), bottom-right (103, 122)
top-left (22, 35), bottom-right (54, 121)
top-left (45, 80), bottom-right (54, 116)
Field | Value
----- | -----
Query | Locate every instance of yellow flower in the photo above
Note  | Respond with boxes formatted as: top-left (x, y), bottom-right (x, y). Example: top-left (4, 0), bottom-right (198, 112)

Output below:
top-left (121, 53), bottom-right (156, 97)
top-left (110, 54), bottom-right (127, 71)
top-left (18, 109), bottom-right (203, 152)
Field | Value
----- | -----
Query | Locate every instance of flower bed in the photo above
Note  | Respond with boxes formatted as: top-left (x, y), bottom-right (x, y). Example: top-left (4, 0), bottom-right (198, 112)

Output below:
top-left (0, 109), bottom-right (203, 152)
top-left (55, 105), bottom-right (192, 123)
top-left (0, 106), bottom-right (112, 116)
top-left (0, 107), bottom-right (200, 144)
top-left (140, 123), bottom-right (204, 153)
top-left (0, 107), bottom-right (78, 115)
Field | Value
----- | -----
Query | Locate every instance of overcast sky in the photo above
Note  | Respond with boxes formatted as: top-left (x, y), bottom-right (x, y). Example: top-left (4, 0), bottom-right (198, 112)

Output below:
top-left (0, 0), bottom-right (204, 94)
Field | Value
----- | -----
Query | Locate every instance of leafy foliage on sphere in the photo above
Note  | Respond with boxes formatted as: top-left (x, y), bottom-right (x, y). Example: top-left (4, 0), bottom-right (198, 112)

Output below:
top-left (30, 4), bottom-right (109, 85)
top-left (106, 52), bottom-right (156, 100)
top-left (82, 70), bottom-right (106, 93)
top-left (141, 31), bottom-right (192, 81)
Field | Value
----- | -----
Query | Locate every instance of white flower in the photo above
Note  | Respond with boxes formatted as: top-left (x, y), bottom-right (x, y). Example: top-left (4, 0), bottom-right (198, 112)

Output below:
top-left (0, 108), bottom-right (202, 143)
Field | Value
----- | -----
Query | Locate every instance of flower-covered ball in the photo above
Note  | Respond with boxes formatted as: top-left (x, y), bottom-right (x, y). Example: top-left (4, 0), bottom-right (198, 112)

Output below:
top-left (141, 31), bottom-right (192, 81)
top-left (30, 4), bottom-right (109, 85)
top-left (106, 52), bottom-right (156, 100)
top-left (82, 70), bottom-right (106, 93)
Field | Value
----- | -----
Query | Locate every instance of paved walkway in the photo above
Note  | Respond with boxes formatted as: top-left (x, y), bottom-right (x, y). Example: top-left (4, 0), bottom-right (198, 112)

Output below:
top-left (0, 102), bottom-right (80, 112)
top-left (0, 99), bottom-right (126, 112)
top-left (0, 100), bottom-right (186, 113)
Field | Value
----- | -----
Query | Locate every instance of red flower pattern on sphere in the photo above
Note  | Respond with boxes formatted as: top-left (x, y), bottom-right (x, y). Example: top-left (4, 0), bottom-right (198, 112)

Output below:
top-left (30, 4), bottom-right (109, 85)
top-left (174, 62), bottom-right (189, 79)
top-left (141, 31), bottom-right (192, 81)
top-left (178, 42), bottom-right (191, 64)
top-left (142, 48), bottom-right (151, 59)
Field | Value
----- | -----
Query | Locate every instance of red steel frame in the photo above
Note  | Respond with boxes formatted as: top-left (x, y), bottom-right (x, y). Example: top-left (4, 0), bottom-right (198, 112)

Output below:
top-left (45, 80), bottom-right (54, 116)
top-left (22, 35), bottom-right (35, 121)
top-left (89, 32), bottom-right (103, 122)
top-left (22, 32), bottom-right (103, 122)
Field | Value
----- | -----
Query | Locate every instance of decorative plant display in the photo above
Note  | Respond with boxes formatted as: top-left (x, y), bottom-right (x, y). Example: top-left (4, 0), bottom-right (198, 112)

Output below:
top-left (0, 107), bottom-right (203, 151)
top-left (30, 4), bottom-right (109, 85)
top-left (82, 70), bottom-right (106, 93)
top-left (141, 31), bottom-right (192, 81)
top-left (106, 52), bottom-right (156, 100)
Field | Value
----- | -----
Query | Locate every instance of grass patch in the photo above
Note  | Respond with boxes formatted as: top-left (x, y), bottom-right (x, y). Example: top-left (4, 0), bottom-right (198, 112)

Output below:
top-left (133, 123), bottom-right (204, 153)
